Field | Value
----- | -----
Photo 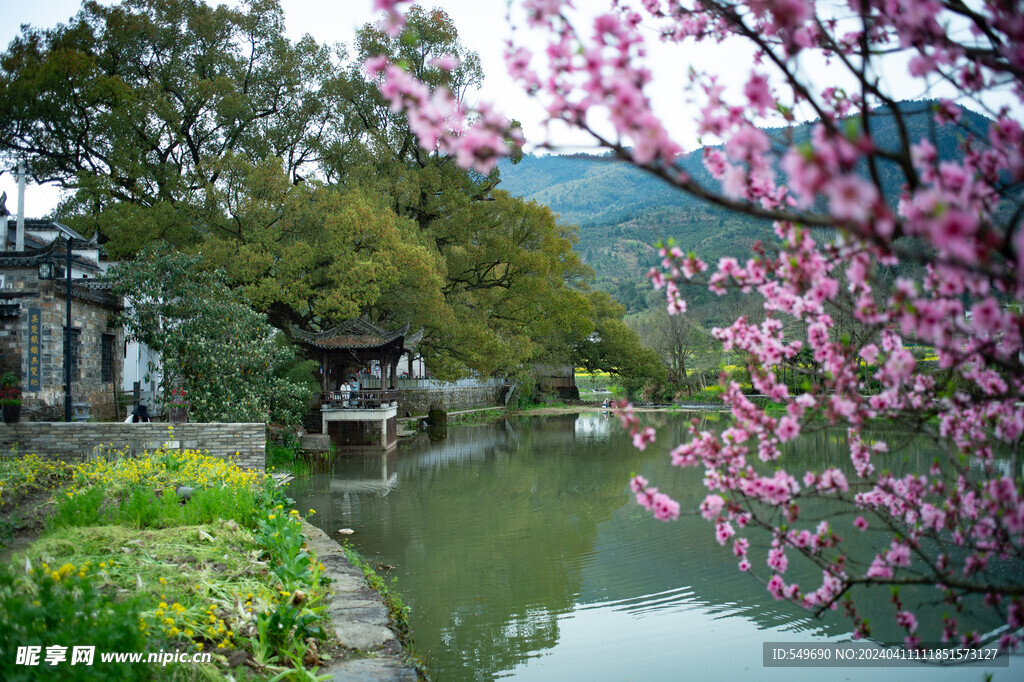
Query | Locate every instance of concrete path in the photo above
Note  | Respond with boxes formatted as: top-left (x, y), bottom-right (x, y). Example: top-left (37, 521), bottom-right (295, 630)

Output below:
top-left (301, 521), bottom-right (419, 681)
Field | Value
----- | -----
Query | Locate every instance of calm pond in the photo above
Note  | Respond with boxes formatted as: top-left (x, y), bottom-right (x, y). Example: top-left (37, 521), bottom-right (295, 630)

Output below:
top-left (288, 412), bottom-right (1019, 681)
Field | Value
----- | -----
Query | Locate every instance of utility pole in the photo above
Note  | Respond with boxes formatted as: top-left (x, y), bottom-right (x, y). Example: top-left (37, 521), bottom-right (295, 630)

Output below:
top-left (65, 236), bottom-right (72, 422)
top-left (15, 161), bottom-right (25, 251)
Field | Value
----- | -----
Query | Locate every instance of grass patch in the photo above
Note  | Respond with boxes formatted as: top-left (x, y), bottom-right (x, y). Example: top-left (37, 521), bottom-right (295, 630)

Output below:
top-left (520, 398), bottom-right (568, 411)
top-left (3, 444), bottom-right (335, 680)
top-left (267, 443), bottom-right (311, 478)
top-left (448, 408), bottom-right (505, 425)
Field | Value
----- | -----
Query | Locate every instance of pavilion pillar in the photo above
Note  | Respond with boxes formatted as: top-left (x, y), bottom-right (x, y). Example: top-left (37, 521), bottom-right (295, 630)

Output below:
top-left (321, 352), bottom-right (328, 394)
top-left (389, 354), bottom-right (397, 390)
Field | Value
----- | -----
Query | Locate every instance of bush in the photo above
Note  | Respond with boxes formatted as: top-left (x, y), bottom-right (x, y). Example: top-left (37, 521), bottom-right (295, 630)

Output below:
top-left (48, 487), bottom-right (110, 530)
top-left (0, 562), bottom-right (148, 681)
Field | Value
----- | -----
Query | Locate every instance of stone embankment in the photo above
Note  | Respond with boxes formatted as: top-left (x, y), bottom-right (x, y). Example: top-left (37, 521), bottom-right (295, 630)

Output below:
top-left (300, 522), bottom-right (419, 681)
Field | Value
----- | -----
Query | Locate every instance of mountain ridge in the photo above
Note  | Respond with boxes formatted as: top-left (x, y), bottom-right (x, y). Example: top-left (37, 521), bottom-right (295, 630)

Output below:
top-left (495, 100), bottom-right (991, 312)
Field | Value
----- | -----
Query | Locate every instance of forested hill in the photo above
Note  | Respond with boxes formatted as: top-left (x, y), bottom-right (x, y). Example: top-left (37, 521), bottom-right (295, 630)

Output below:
top-left (496, 150), bottom-right (712, 228)
top-left (496, 101), bottom-right (990, 312)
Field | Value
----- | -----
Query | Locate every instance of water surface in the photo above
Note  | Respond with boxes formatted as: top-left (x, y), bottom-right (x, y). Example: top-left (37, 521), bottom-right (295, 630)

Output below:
top-left (288, 412), bottom-right (1018, 681)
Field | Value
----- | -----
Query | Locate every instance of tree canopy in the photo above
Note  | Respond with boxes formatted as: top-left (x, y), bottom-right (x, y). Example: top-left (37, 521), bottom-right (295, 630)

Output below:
top-left (0, 0), bottom-right (657, 386)
top-left (109, 245), bottom-right (312, 424)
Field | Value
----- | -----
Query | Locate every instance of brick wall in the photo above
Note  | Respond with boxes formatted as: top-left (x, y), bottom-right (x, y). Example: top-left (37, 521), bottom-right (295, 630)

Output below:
top-left (0, 422), bottom-right (266, 470)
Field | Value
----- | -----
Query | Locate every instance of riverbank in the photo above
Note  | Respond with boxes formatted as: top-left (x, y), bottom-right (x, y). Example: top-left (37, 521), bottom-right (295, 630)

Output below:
top-left (511, 403), bottom-right (728, 417)
top-left (0, 443), bottom-right (420, 680)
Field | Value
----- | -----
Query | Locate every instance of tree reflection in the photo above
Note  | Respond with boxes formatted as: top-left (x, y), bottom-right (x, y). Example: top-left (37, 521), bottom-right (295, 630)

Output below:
top-left (287, 413), bottom-right (1013, 680)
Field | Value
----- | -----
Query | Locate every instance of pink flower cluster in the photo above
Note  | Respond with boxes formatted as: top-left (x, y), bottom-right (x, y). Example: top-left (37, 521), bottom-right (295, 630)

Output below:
top-left (367, 58), bottom-right (520, 173)
top-left (630, 474), bottom-right (680, 521)
top-left (368, 0), bottom-right (1024, 650)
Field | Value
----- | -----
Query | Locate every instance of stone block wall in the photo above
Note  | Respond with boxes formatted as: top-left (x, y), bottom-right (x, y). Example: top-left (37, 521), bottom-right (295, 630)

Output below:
top-left (397, 385), bottom-right (504, 416)
top-left (0, 422), bottom-right (265, 470)
top-left (1, 269), bottom-right (123, 421)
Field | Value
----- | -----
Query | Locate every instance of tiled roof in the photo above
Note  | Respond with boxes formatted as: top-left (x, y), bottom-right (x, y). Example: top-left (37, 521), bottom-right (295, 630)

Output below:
top-left (0, 231), bottom-right (100, 271)
top-left (291, 319), bottom-right (412, 351)
top-left (54, 279), bottom-right (121, 309)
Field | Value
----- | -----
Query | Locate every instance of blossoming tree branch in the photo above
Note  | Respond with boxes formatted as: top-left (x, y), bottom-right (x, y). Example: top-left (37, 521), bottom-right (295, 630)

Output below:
top-left (367, 0), bottom-right (1024, 649)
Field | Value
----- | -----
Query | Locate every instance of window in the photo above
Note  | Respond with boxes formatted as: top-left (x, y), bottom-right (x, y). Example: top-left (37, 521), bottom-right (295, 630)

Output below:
top-left (62, 327), bottom-right (81, 380)
top-left (102, 334), bottom-right (115, 383)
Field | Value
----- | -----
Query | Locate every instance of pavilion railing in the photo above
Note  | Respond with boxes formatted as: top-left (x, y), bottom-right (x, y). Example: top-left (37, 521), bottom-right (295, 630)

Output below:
top-left (320, 389), bottom-right (399, 409)
top-left (355, 377), bottom-right (507, 390)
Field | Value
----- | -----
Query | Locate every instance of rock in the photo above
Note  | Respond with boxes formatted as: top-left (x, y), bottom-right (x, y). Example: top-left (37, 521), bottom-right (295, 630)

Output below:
top-left (301, 434), bottom-right (331, 453)
top-left (225, 650), bottom-right (249, 668)
top-left (198, 530), bottom-right (215, 542)
top-left (337, 528), bottom-right (355, 535)
top-left (175, 486), bottom-right (194, 501)
top-left (302, 639), bottom-right (319, 667)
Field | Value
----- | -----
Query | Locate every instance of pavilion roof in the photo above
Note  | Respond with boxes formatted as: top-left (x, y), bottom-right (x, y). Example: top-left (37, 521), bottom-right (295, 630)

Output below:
top-left (290, 319), bottom-right (412, 351)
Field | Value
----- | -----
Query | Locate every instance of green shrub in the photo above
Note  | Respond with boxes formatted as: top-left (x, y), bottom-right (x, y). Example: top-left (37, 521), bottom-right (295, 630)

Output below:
top-left (48, 487), bottom-right (110, 530)
top-left (0, 562), bottom-right (148, 681)
top-left (115, 487), bottom-right (168, 529)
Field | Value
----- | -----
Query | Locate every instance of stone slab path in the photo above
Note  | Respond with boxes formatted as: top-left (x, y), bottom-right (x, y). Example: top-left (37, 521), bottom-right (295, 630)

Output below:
top-left (300, 521), bottom-right (419, 681)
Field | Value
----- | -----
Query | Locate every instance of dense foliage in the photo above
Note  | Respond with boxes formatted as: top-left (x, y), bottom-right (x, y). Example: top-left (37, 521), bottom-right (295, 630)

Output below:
top-left (0, 0), bottom-right (660, 386)
top-left (109, 246), bottom-right (312, 424)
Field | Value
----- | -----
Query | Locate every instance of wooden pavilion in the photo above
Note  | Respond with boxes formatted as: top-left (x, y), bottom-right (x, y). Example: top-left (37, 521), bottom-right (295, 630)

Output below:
top-left (291, 318), bottom-right (423, 396)
top-left (290, 319), bottom-right (423, 450)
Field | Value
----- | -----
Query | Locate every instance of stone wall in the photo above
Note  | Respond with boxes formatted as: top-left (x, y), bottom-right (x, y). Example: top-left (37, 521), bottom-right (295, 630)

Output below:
top-left (396, 385), bottom-right (505, 417)
top-left (1, 267), bottom-right (124, 421)
top-left (0, 422), bottom-right (265, 470)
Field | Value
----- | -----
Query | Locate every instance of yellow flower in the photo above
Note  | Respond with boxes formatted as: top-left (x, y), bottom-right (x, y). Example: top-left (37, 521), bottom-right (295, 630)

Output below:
top-left (308, 509), bottom-right (316, 515)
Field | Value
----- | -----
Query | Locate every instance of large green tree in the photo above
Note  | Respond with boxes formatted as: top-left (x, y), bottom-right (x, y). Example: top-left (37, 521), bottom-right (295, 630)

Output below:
top-left (0, 0), bottom-right (347, 254)
top-left (0, 0), bottom-right (642, 383)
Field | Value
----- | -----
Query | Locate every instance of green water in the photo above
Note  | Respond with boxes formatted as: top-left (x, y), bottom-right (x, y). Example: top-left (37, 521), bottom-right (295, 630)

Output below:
top-left (287, 412), bottom-right (1019, 681)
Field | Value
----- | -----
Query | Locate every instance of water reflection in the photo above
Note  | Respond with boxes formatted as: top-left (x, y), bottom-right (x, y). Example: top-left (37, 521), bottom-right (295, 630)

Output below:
top-left (288, 413), bottom-right (1018, 681)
